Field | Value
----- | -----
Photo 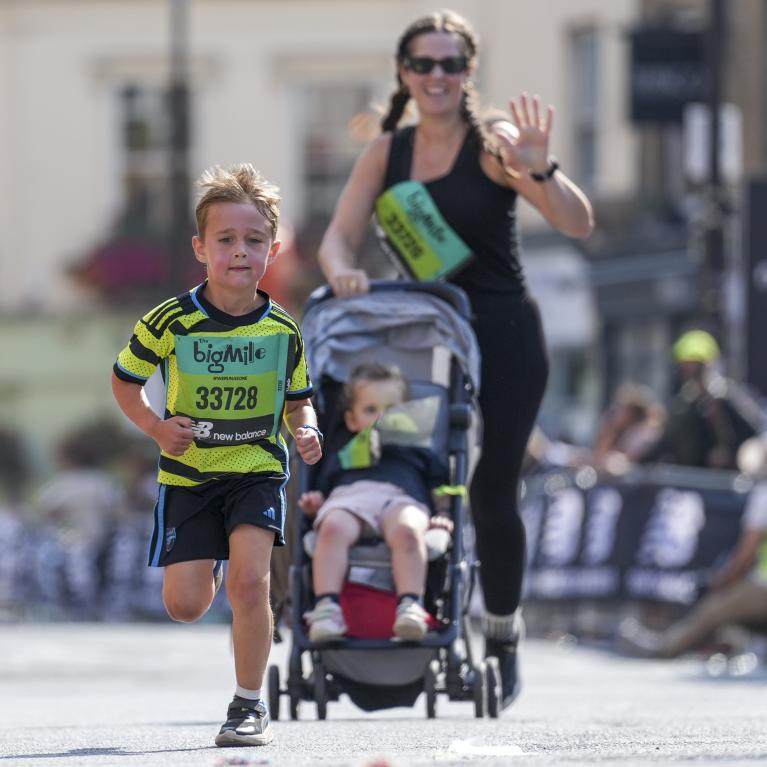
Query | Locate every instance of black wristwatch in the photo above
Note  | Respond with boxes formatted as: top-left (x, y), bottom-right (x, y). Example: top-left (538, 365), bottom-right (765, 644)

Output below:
top-left (301, 424), bottom-right (324, 448)
top-left (529, 157), bottom-right (559, 182)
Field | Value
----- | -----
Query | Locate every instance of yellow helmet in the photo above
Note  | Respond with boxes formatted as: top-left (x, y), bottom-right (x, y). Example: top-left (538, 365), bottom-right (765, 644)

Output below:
top-left (672, 330), bottom-right (720, 363)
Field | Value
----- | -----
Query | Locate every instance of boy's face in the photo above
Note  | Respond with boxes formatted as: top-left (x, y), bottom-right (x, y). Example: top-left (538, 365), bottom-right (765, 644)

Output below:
top-left (192, 202), bottom-right (279, 293)
top-left (344, 379), bottom-right (406, 433)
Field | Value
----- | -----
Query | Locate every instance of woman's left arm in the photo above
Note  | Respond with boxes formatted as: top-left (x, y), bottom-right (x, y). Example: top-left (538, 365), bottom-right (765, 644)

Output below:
top-left (492, 93), bottom-right (594, 239)
top-left (514, 165), bottom-right (594, 239)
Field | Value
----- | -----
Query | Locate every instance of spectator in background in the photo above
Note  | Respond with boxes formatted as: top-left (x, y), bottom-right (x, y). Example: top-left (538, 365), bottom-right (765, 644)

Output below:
top-left (0, 426), bottom-right (31, 505)
top-left (0, 427), bottom-right (32, 614)
top-left (523, 384), bottom-right (664, 475)
top-left (34, 425), bottom-right (127, 550)
top-left (31, 423), bottom-right (127, 612)
top-left (639, 330), bottom-right (761, 470)
top-left (618, 434), bottom-right (767, 658)
top-left (591, 383), bottom-right (665, 474)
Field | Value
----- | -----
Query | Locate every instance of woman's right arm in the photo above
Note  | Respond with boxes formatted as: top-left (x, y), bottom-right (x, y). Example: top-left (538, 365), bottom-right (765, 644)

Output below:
top-left (318, 133), bottom-right (390, 296)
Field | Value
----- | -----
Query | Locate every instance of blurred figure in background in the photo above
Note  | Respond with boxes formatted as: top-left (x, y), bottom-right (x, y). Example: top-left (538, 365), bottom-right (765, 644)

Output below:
top-left (31, 423), bottom-right (127, 613)
top-left (34, 424), bottom-right (126, 547)
top-left (591, 383), bottom-right (666, 474)
top-left (618, 434), bottom-right (767, 658)
top-left (639, 330), bottom-right (762, 470)
top-left (0, 427), bottom-right (32, 615)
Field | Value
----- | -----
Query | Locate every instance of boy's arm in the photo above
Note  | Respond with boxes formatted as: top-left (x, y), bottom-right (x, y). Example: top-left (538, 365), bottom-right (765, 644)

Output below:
top-left (111, 372), bottom-right (194, 456)
top-left (284, 397), bottom-right (322, 465)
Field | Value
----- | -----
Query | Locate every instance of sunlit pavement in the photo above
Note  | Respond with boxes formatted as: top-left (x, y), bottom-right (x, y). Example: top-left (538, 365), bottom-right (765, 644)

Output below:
top-left (1, 622), bottom-right (766, 766)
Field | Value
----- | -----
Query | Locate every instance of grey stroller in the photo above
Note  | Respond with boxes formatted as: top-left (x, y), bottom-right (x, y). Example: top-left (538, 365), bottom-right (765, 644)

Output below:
top-left (268, 281), bottom-right (502, 718)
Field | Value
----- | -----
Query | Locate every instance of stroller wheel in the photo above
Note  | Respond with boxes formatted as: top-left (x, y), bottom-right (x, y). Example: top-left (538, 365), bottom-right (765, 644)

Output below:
top-left (267, 664), bottom-right (281, 721)
top-left (314, 659), bottom-right (328, 720)
top-left (289, 693), bottom-right (300, 720)
top-left (424, 659), bottom-right (439, 719)
top-left (485, 656), bottom-right (501, 719)
top-left (472, 661), bottom-right (486, 718)
top-left (288, 646), bottom-right (302, 720)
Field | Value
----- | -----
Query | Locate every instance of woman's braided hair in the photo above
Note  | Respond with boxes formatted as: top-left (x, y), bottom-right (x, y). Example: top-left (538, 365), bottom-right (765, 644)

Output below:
top-left (380, 9), bottom-right (513, 176)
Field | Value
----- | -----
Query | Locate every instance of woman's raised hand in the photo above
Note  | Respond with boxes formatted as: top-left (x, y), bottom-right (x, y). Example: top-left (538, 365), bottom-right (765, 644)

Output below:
top-left (328, 267), bottom-right (370, 297)
top-left (494, 93), bottom-right (553, 176)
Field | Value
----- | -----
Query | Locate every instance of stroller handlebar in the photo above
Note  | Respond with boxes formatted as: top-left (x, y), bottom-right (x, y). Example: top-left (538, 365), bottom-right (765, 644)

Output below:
top-left (305, 279), bottom-right (473, 320)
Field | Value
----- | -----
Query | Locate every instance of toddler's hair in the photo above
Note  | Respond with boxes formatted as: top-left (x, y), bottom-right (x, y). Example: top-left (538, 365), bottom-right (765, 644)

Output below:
top-left (342, 362), bottom-right (410, 410)
top-left (195, 163), bottom-right (280, 240)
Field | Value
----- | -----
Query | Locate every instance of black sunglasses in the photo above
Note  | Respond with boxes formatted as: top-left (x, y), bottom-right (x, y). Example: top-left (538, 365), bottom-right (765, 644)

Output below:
top-left (403, 55), bottom-right (468, 75)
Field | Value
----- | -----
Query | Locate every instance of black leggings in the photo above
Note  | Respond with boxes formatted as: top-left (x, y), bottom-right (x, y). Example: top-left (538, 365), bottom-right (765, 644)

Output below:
top-left (467, 291), bottom-right (549, 616)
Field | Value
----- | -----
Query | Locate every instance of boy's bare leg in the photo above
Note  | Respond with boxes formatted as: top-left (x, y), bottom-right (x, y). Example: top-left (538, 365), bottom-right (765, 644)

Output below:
top-left (312, 508), bottom-right (362, 594)
top-left (227, 524), bottom-right (274, 689)
top-left (380, 504), bottom-right (429, 596)
top-left (163, 559), bottom-right (218, 622)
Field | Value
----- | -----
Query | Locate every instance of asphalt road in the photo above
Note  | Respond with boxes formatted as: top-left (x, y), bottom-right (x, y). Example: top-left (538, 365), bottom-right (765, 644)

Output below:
top-left (1, 622), bottom-right (766, 767)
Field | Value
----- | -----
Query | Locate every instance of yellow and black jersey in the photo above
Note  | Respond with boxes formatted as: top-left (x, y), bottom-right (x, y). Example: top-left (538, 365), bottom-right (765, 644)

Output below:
top-left (114, 282), bottom-right (313, 487)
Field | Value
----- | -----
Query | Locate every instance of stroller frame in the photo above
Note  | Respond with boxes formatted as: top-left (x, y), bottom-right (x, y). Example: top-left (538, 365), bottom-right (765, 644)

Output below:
top-left (268, 281), bottom-right (501, 719)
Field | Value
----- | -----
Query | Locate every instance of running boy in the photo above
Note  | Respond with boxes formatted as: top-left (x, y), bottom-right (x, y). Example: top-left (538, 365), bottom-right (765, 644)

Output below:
top-left (111, 163), bottom-right (322, 748)
top-left (300, 362), bottom-right (451, 642)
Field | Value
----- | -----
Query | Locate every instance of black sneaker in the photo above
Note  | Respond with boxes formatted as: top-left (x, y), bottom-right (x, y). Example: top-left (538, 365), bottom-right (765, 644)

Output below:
top-left (485, 638), bottom-right (521, 711)
top-left (215, 696), bottom-right (273, 747)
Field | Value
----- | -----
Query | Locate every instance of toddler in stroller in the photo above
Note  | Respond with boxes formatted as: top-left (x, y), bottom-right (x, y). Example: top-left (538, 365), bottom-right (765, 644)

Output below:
top-left (300, 361), bottom-right (454, 642)
top-left (268, 282), bottom-right (503, 719)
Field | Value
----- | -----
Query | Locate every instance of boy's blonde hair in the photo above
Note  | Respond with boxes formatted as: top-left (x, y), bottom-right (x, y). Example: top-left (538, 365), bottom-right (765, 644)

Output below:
top-left (195, 163), bottom-right (280, 240)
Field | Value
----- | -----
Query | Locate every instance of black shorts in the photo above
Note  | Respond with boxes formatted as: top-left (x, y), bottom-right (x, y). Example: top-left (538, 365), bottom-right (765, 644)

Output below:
top-left (148, 473), bottom-right (287, 567)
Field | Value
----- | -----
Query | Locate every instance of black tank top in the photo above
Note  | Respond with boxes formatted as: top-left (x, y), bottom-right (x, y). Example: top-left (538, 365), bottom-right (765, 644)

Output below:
top-left (383, 126), bottom-right (525, 295)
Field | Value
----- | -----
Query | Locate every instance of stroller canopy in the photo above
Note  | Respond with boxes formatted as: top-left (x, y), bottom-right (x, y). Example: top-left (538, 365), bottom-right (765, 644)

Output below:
top-left (301, 286), bottom-right (481, 396)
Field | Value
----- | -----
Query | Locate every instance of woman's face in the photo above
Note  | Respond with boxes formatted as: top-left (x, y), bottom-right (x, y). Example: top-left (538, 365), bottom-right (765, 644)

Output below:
top-left (399, 31), bottom-right (472, 120)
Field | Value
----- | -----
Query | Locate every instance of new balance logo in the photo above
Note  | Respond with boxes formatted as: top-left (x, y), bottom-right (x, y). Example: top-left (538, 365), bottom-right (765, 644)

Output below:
top-left (263, 506), bottom-right (276, 520)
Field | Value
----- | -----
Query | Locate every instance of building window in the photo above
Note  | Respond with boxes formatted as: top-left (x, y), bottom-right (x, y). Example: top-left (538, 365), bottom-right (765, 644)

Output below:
top-left (302, 83), bottom-right (376, 224)
top-left (570, 27), bottom-right (599, 191)
top-left (117, 84), bottom-right (174, 235)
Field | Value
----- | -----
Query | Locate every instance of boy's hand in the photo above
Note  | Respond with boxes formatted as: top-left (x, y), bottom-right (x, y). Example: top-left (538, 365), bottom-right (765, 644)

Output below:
top-left (298, 491), bottom-right (325, 516)
top-left (151, 416), bottom-right (195, 456)
top-left (295, 427), bottom-right (322, 465)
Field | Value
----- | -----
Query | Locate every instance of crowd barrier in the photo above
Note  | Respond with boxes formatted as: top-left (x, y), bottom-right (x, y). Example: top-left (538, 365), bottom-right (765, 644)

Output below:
top-left (0, 464), bottom-right (754, 621)
top-left (0, 514), bottom-right (231, 622)
top-left (521, 465), bottom-right (751, 607)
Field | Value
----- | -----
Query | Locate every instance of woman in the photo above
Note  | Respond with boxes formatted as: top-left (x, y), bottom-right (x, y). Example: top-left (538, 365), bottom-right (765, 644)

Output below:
top-left (317, 9), bottom-right (594, 710)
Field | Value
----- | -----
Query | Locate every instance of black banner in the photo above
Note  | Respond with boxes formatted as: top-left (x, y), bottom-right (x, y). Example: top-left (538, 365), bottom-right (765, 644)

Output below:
top-left (744, 178), bottom-right (767, 400)
top-left (522, 467), bottom-right (747, 605)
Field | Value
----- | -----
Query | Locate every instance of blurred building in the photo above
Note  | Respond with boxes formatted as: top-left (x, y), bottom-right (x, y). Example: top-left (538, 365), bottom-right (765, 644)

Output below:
top-left (6, 0), bottom-right (765, 473)
top-left (588, 0), bottom-right (767, 406)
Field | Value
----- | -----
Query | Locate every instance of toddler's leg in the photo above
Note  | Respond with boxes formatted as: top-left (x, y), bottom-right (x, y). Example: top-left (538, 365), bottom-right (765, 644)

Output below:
top-left (381, 503), bottom-right (431, 641)
top-left (312, 508), bottom-right (362, 595)
top-left (380, 503), bottom-right (429, 597)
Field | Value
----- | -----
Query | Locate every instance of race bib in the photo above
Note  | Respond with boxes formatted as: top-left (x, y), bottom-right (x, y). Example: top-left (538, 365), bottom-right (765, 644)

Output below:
top-left (374, 180), bottom-right (473, 282)
top-left (174, 334), bottom-right (290, 445)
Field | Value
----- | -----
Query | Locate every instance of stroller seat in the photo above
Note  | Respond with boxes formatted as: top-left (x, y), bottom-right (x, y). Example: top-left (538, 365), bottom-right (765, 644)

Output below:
top-left (302, 526), bottom-right (453, 567)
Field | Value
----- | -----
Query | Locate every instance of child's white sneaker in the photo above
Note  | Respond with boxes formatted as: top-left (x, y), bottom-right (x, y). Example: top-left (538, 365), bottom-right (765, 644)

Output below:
top-left (393, 597), bottom-right (429, 641)
top-left (305, 597), bottom-right (347, 642)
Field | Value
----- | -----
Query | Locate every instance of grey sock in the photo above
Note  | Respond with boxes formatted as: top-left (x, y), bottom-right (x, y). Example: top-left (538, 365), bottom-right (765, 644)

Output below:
top-left (483, 609), bottom-right (522, 642)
